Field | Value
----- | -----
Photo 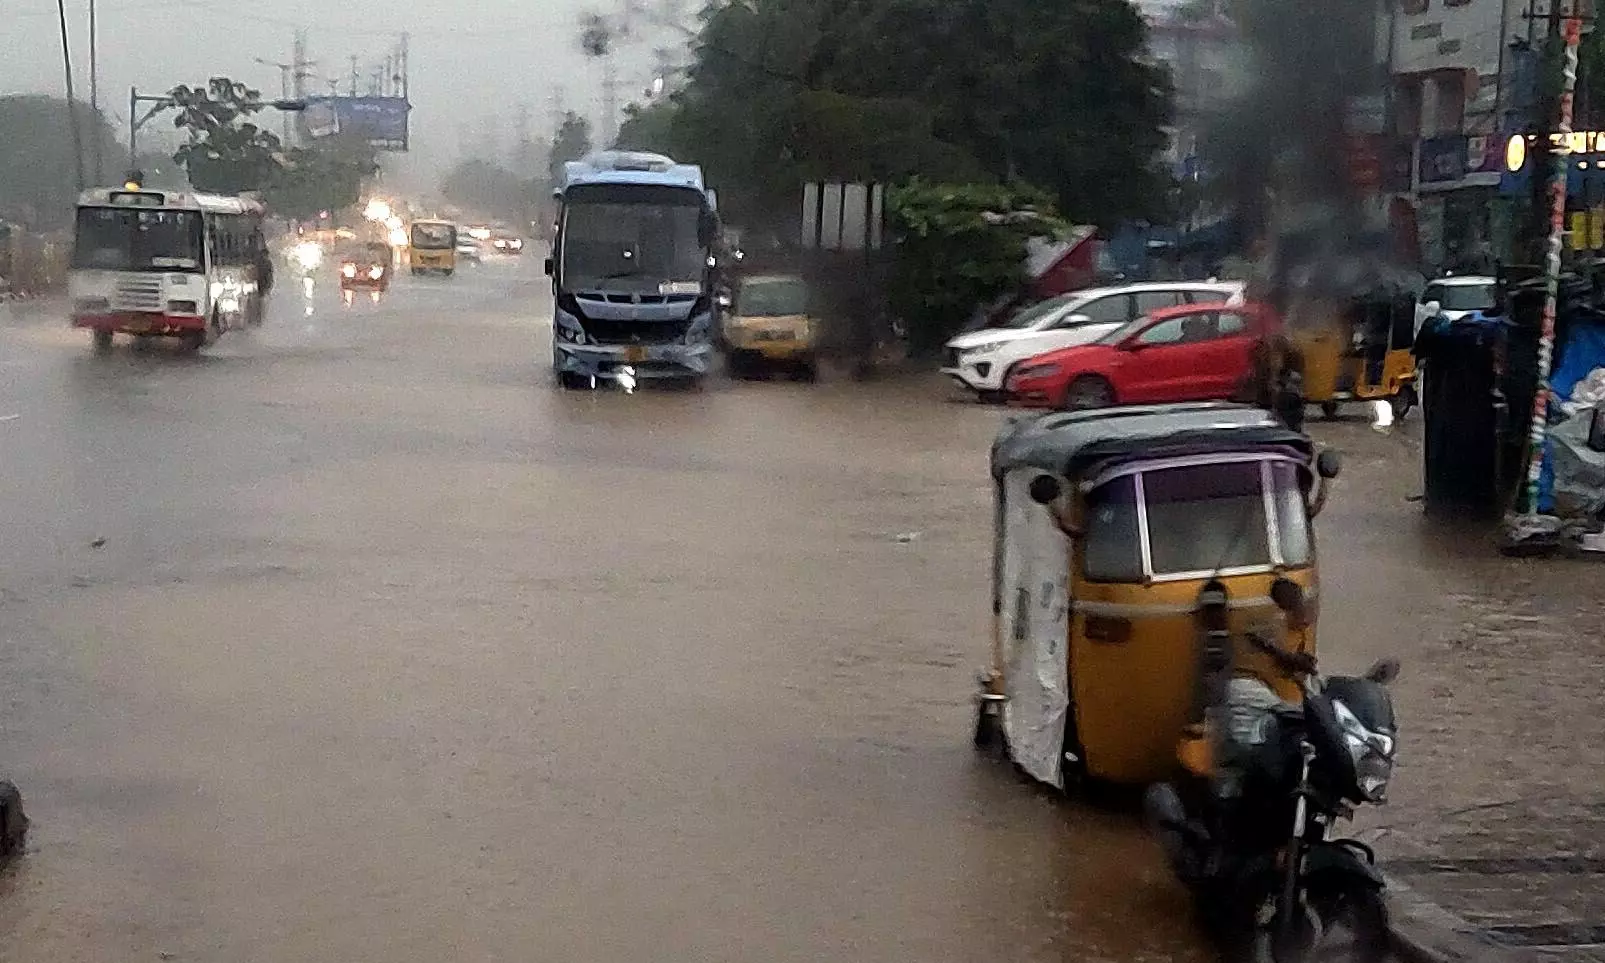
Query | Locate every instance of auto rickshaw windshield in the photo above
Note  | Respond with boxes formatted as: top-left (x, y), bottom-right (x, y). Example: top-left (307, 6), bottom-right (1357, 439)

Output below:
top-left (736, 278), bottom-right (808, 316)
top-left (1082, 457), bottom-right (1312, 581)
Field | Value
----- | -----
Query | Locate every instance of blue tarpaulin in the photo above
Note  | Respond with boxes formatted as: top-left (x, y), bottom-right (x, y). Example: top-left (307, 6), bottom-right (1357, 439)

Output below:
top-left (1537, 317), bottom-right (1605, 512)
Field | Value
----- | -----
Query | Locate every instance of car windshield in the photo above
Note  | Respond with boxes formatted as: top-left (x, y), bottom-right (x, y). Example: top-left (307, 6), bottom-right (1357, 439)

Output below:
top-left (1082, 459), bottom-right (1311, 580)
top-left (560, 184), bottom-right (707, 294)
top-left (1431, 283), bottom-right (1496, 312)
top-left (737, 278), bottom-right (808, 316)
top-left (995, 294), bottom-right (1081, 329)
top-left (411, 223), bottom-right (454, 249)
top-left (72, 207), bottom-right (203, 272)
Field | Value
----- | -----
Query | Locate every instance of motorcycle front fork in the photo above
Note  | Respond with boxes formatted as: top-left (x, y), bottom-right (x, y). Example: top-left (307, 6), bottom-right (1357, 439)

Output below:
top-left (1276, 742), bottom-right (1318, 949)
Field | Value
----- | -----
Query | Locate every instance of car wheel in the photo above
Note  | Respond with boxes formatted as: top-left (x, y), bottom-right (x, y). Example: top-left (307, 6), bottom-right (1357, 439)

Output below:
top-left (91, 329), bottom-right (114, 353)
top-left (1061, 375), bottom-right (1115, 410)
top-left (557, 372), bottom-right (591, 390)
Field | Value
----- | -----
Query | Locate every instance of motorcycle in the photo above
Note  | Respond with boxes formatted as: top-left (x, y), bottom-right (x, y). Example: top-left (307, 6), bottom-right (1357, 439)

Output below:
top-left (1145, 578), bottom-right (1400, 963)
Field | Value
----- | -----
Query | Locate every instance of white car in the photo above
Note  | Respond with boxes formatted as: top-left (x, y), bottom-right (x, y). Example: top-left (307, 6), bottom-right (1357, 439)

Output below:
top-left (1416, 275), bottom-right (1496, 333)
top-left (941, 281), bottom-right (1247, 396)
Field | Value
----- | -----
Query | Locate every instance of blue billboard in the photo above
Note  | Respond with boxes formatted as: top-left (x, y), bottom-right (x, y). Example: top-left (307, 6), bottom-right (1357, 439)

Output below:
top-left (299, 96), bottom-right (411, 151)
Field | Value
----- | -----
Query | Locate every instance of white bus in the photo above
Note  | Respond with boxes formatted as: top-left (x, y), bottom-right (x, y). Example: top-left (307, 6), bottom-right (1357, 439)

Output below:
top-left (69, 186), bottom-right (269, 352)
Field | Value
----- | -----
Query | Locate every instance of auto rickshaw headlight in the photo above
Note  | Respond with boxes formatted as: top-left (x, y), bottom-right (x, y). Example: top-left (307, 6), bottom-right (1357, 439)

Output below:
top-left (1028, 474), bottom-right (1061, 505)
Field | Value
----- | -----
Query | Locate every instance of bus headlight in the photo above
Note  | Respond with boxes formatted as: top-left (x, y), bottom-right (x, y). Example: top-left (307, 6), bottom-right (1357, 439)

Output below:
top-left (166, 300), bottom-right (199, 315)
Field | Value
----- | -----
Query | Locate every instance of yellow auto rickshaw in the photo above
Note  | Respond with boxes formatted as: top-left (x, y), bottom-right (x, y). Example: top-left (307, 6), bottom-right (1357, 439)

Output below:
top-left (720, 273), bottom-right (818, 381)
top-left (972, 402), bottom-right (1341, 789)
top-left (408, 219), bottom-right (457, 276)
top-left (1287, 284), bottom-right (1419, 420)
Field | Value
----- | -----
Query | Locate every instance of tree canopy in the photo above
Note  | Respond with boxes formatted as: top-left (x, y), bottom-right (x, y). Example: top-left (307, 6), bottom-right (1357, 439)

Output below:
top-left (167, 77), bottom-right (378, 218)
top-left (547, 112), bottom-right (594, 184)
top-left (0, 95), bottom-right (122, 227)
top-left (614, 0), bottom-right (1171, 228)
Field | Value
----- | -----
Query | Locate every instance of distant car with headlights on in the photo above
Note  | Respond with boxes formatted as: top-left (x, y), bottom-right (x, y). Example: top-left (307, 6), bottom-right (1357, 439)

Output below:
top-left (338, 242), bottom-right (392, 292)
top-left (490, 233), bottom-right (525, 255)
top-left (941, 281), bottom-right (1246, 400)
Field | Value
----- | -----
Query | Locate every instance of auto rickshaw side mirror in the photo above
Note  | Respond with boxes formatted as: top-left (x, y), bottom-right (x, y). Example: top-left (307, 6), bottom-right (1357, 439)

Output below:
top-left (1364, 657), bottom-right (1401, 685)
top-left (1028, 474), bottom-right (1062, 505)
top-left (1316, 450), bottom-right (1342, 479)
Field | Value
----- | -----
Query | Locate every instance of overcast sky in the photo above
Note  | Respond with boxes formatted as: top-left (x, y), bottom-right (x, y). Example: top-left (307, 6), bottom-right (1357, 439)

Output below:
top-left (9, 0), bottom-right (677, 187)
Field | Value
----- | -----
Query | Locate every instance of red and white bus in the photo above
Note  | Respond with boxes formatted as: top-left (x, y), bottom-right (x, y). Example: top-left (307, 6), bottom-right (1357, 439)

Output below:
top-left (69, 186), bottom-right (268, 352)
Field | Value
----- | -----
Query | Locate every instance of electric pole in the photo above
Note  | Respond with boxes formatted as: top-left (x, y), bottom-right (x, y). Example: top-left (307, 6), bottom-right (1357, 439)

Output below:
top-left (55, 0), bottom-right (85, 193)
top-left (90, 0), bottom-right (102, 182)
top-left (350, 55), bottom-right (359, 97)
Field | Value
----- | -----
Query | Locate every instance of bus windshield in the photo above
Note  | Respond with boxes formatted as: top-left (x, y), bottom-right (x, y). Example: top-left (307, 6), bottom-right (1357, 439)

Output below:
top-left (560, 184), bottom-right (707, 294)
top-left (72, 207), bottom-right (203, 272)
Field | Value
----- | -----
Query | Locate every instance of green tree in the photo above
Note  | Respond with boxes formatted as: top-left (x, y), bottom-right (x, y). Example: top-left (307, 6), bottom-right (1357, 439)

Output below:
top-left (168, 77), bottom-right (283, 193)
top-left (547, 112), bottom-right (594, 185)
top-left (887, 178), bottom-right (1067, 352)
top-left (440, 158), bottom-right (532, 220)
top-left (613, 101), bottom-right (679, 153)
top-left (0, 95), bottom-right (122, 227)
top-left (267, 140), bottom-right (378, 220)
top-left (654, 0), bottom-right (1170, 227)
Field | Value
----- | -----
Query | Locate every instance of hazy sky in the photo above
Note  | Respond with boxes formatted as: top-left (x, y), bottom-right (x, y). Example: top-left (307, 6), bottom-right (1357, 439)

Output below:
top-left (8, 0), bottom-right (677, 186)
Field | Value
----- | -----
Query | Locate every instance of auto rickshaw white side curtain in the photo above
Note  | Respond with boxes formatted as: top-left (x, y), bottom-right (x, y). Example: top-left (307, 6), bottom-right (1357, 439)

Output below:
top-left (999, 468), bottom-right (1071, 789)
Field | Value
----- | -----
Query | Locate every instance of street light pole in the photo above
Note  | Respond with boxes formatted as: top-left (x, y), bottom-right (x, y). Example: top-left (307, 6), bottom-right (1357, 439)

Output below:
top-left (90, 0), bottom-right (102, 183)
top-left (56, 0), bottom-right (86, 193)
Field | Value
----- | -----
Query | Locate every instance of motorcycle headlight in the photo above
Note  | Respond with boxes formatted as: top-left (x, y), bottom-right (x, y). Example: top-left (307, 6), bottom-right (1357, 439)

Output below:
top-left (1335, 699), bottom-right (1396, 804)
top-left (294, 242), bottom-right (323, 270)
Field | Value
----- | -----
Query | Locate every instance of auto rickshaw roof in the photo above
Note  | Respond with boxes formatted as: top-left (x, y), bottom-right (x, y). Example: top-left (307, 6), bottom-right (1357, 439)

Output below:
top-left (990, 403), bottom-right (1313, 479)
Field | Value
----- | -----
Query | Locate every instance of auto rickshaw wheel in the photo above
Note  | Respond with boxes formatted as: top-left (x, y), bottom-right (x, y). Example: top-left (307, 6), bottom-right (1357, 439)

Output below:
top-left (443, 268), bottom-right (455, 277)
top-left (1320, 401), bottom-right (1342, 419)
top-left (973, 702), bottom-right (1003, 750)
top-left (91, 329), bottom-right (113, 353)
top-left (180, 329), bottom-right (207, 353)
top-left (1390, 387), bottom-right (1418, 420)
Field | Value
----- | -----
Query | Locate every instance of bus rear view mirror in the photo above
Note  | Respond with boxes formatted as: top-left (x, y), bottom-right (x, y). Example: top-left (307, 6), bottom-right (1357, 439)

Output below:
top-left (543, 257), bottom-right (554, 277)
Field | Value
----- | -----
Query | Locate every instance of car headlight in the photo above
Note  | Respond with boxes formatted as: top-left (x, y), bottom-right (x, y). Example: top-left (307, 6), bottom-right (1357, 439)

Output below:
top-left (1335, 699), bottom-right (1396, 803)
top-left (342, 263), bottom-right (358, 278)
top-left (1011, 362), bottom-right (1062, 382)
top-left (961, 341), bottom-right (1008, 358)
top-left (166, 300), bottom-right (199, 315)
top-left (369, 266), bottom-right (385, 280)
top-left (554, 321), bottom-right (585, 344)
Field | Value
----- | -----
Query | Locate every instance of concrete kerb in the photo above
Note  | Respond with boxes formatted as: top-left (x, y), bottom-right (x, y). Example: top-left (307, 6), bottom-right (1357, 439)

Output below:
top-left (1387, 873), bottom-right (1533, 963)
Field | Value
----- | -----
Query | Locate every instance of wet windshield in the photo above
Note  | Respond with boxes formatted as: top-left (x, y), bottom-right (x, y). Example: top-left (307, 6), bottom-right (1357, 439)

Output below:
top-left (1428, 283), bottom-right (1496, 312)
top-left (996, 294), bottom-right (1080, 329)
top-left (72, 207), bottom-right (203, 272)
top-left (737, 278), bottom-right (808, 316)
top-left (1082, 459), bottom-right (1311, 580)
top-left (411, 223), bottom-right (455, 249)
top-left (560, 184), bottom-right (707, 294)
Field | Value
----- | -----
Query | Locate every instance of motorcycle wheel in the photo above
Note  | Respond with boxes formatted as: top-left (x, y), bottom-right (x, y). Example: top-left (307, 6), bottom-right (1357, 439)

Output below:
top-left (1253, 887), bottom-right (1389, 963)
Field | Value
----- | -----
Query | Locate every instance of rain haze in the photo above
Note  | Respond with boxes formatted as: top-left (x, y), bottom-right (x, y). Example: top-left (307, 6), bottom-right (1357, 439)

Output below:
top-left (6, 0), bottom-right (657, 187)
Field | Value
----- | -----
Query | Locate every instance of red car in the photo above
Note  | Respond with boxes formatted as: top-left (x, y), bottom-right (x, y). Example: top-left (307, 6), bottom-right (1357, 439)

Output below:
top-left (1005, 302), bottom-right (1278, 409)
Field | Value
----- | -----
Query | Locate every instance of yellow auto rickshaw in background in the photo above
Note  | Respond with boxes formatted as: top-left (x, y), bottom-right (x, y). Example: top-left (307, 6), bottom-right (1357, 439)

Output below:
top-left (720, 272), bottom-right (819, 381)
top-left (409, 219), bottom-right (457, 276)
top-left (1286, 282), bottom-right (1420, 420)
top-left (972, 402), bottom-right (1341, 790)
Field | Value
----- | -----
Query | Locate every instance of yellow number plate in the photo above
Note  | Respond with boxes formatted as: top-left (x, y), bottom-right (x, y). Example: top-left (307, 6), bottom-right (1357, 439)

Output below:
top-left (624, 346), bottom-right (647, 363)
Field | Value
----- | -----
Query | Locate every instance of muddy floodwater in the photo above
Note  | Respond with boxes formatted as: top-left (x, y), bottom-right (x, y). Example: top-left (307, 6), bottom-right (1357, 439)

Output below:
top-left (0, 260), bottom-right (1550, 961)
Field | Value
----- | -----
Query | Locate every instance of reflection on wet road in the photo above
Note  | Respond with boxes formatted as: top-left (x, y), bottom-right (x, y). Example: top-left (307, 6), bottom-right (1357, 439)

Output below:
top-left (0, 257), bottom-right (1229, 961)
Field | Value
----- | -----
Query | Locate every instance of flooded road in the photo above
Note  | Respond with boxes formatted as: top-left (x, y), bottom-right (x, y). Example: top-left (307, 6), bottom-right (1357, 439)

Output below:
top-left (0, 260), bottom-right (1207, 962)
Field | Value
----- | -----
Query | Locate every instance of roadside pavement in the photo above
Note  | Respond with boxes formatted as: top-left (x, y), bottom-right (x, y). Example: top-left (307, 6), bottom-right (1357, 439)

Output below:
top-left (1310, 414), bottom-right (1605, 963)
